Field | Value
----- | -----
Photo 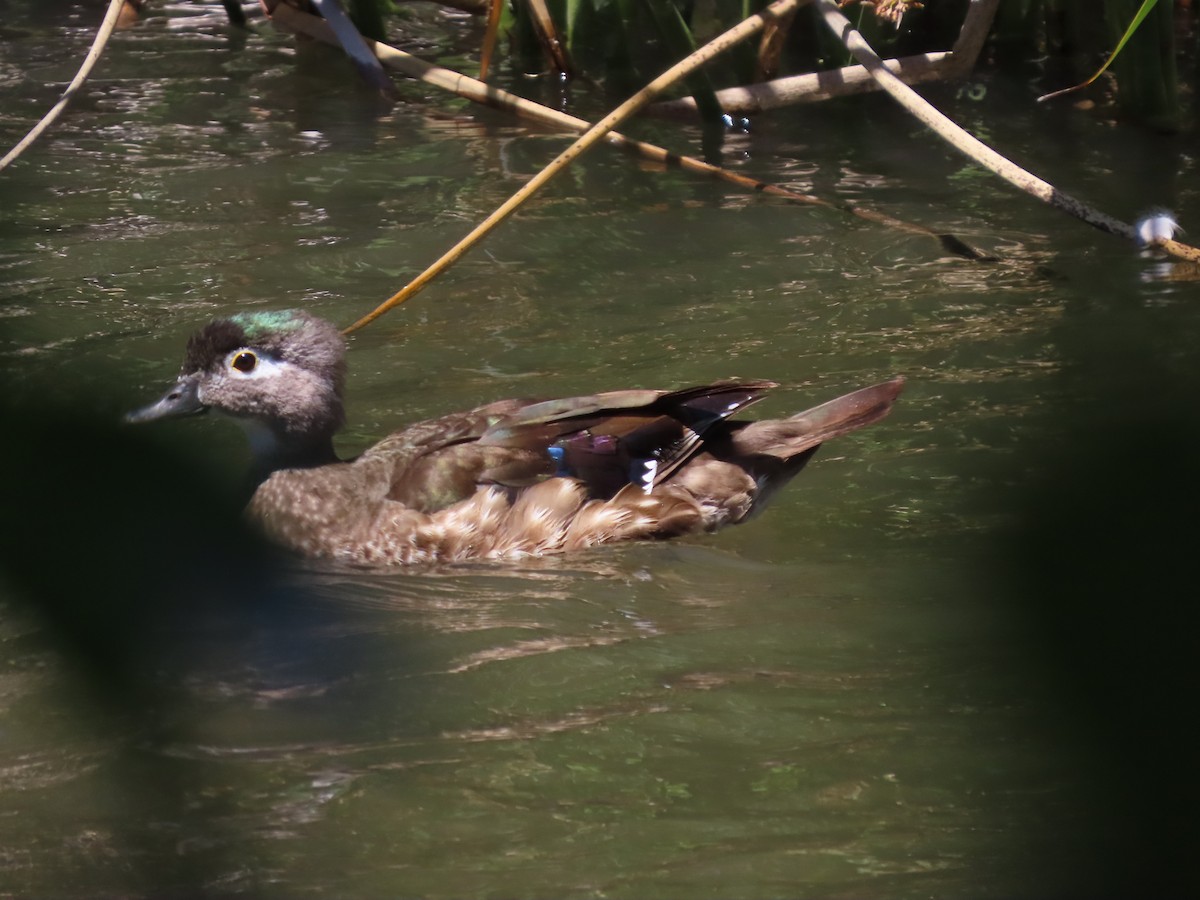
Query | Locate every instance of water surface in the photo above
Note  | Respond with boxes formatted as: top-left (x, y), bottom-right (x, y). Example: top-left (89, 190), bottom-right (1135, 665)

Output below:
top-left (2, 4), bottom-right (1198, 897)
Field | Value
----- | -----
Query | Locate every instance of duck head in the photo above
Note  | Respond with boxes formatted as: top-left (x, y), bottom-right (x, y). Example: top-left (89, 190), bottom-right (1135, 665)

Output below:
top-left (128, 310), bottom-right (347, 475)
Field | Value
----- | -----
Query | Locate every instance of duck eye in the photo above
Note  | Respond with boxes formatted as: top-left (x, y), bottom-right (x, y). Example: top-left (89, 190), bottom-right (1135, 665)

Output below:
top-left (231, 351), bottom-right (258, 373)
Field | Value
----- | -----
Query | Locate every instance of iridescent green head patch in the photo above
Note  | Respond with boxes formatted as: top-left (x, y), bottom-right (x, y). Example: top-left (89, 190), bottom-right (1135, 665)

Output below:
top-left (230, 310), bottom-right (306, 340)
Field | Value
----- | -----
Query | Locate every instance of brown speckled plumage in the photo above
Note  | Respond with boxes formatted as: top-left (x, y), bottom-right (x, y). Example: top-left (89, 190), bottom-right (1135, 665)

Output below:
top-left (129, 311), bottom-right (903, 566)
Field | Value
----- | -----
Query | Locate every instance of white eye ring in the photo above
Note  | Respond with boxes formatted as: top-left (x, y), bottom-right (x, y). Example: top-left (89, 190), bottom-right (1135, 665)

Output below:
top-left (224, 349), bottom-right (284, 381)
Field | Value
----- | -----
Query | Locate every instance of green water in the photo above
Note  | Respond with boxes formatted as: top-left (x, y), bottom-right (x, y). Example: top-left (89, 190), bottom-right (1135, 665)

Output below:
top-left (2, 4), bottom-right (1199, 898)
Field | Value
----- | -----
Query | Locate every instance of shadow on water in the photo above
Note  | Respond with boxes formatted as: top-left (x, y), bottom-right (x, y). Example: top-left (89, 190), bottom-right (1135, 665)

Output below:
top-left (990, 284), bottom-right (1200, 899)
top-left (0, 388), bottom-right (427, 896)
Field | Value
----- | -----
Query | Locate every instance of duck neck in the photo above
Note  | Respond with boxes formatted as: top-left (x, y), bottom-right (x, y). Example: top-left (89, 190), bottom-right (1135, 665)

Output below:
top-left (238, 418), bottom-right (340, 486)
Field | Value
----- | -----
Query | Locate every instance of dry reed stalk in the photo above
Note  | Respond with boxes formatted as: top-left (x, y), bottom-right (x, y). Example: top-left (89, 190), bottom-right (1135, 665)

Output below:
top-left (0, 0), bottom-right (127, 172)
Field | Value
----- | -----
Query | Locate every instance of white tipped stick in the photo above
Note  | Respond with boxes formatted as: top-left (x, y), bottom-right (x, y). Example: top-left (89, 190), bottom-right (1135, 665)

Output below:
top-left (1135, 211), bottom-right (1182, 247)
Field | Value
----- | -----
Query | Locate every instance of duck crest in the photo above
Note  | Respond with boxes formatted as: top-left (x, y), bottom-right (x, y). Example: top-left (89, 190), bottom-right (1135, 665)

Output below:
top-left (129, 311), bottom-right (904, 566)
top-left (182, 318), bottom-right (251, 372)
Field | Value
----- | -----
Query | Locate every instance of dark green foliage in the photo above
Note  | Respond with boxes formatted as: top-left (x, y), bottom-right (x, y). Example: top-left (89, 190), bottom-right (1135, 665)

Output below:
top-left (494, 0), bottom-right (1189, 130)
top-left (503, 0), bottom-right (968, 98)
top-left (645, 0), bottom-right (725, 128)
top-left (1106, 0), bottom-right (1179, 130)
top-left (505, 0), bottom-right (726, 92)
top-left (993, 0), bottom-right (1185, 130)
top-left (346, 0), bottom-right (393, 42)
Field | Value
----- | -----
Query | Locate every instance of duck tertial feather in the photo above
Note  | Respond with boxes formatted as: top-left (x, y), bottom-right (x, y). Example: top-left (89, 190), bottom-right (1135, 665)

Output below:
top-left (128, 311), bottom-right (903, 566)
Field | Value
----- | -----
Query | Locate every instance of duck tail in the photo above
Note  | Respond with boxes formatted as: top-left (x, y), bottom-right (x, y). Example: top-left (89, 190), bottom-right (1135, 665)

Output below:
top-left (731, 377), bottom-right (905, 461)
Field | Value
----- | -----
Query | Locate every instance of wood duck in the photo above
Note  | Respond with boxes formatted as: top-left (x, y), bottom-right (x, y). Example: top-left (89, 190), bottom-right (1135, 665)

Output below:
top-left (127, 310), bottom-right (903, 566)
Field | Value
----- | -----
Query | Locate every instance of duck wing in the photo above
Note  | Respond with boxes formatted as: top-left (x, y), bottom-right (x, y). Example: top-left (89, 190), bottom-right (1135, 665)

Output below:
top-left (477, 380), bottom-right (776, 498)
top-left (379, 381), bottom-right (777, 512)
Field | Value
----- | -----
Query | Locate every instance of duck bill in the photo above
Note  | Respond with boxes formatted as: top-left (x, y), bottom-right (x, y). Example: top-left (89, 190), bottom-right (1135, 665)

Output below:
top-left (125, 375), bottom-right (207, 424)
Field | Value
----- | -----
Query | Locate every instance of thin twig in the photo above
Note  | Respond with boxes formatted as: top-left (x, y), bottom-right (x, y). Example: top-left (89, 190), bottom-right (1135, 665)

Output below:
top-left (526, 0), bottom-right (573, 76)
top-left (0, 0), bottom-right (126, 173)
top-left (477, 0), bottom-right (504, 81)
